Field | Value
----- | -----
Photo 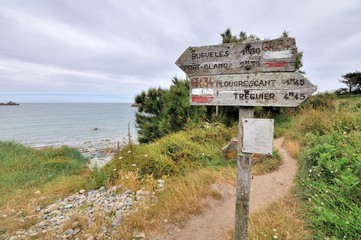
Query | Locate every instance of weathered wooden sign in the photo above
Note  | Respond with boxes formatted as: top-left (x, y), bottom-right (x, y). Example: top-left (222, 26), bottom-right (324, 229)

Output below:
top-left (189, 72), bottom-right (317, 107)
top-left (176, 37), bottom-right (297, 76)
top-left (175, 36), bottom-right (316, 240)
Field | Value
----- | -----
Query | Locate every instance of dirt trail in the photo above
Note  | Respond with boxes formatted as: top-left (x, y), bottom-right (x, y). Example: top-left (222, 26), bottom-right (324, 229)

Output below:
top-left (166, 138), bottom-right (298, 240)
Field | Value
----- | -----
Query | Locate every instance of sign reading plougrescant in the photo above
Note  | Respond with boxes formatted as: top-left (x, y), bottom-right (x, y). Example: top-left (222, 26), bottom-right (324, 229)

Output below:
top-left (175, 37), bottom-right (317, 107)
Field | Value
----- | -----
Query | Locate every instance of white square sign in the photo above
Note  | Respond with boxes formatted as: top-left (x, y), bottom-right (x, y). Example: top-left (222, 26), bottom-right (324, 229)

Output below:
top-left (242, 118), bottom-right (274, 155)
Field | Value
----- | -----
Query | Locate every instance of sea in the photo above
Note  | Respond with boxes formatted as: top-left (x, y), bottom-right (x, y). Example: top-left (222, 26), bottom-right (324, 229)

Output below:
top-left (0, 103), bottom-right (138, 147)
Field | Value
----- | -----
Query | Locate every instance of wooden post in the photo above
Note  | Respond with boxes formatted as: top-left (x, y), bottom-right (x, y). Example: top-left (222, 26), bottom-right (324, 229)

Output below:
top-left (235, 106), bottom-right (254, 240)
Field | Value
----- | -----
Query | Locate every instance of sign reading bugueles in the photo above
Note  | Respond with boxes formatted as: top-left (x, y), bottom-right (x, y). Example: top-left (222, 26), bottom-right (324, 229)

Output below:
top-left (176, 37), bottom-right (297, 76)
top-left (176, 37), bottom-right (317, 107)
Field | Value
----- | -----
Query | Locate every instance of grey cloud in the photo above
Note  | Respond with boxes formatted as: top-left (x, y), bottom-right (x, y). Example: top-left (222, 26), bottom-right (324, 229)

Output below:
top-left (0, 0), bottom-right (360, 102)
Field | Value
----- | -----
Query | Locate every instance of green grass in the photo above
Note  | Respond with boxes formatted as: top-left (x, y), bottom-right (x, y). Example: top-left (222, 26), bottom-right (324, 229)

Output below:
top-left (0, 142), bottom-right (88, 206)
top-left (102, 122), bottom-right (234, 182)
top-left (298, 132), bottom-right (361, 239)
top-left (286, 94), bottom-right (361, 239)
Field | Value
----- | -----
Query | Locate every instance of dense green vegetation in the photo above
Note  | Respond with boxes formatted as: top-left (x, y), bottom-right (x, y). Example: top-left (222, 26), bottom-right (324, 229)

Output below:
top-left (103, 122), bottom-right (234, 180)
top-left (134, 77), bottom-right (207, 143)
top-left (2, 94), bottom-right (360, 239)
top-left (0, 142), bottom-right (88, 205)
top-left (285, 94), bottom-right (361, 239)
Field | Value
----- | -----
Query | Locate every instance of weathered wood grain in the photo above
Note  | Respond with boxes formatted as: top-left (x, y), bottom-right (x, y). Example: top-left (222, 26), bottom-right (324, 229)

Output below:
top-left (176, 37), bottom-right (297, 76)
top-left (235, 107), bottom-right (254, 240)
top-left (190, 88), bottom-right (316, 107)
top-left (189, 72), bottom-right (316, 90)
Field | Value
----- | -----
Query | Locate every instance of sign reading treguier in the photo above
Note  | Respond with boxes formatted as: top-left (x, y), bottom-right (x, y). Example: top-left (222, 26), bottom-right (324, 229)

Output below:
top-left (175, 37), bottom-right (317, 107)
top-left (189, 72), bottom-right (316, 107)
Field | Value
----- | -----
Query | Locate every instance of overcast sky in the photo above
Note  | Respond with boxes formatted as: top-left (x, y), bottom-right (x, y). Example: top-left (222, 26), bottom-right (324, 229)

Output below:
top-left (0, 0), bottom-right (360, 103)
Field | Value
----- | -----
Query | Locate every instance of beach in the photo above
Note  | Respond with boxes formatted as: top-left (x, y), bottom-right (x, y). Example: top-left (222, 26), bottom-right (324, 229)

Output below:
top-left (0, 103), bottom-right (138, 167)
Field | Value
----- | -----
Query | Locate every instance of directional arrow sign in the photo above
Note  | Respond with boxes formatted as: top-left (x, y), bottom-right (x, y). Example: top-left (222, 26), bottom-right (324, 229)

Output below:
top-left (176, 37), bottom-right (297, 76)
top-left (189, 72), bottom-right (317, 107)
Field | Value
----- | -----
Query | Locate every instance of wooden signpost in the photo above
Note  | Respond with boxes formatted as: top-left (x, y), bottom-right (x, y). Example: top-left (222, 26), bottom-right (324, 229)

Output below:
top-left (176, 37), bottom-right (297, 76)
top-left (176, 37), bottom-right (316, 240)
top-left (189, 72), bottom-right (316, 107)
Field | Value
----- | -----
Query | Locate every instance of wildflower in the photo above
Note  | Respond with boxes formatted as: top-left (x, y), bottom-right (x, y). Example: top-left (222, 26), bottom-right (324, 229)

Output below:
top-left (346, 221), bottom-right (349, 224)
top-left (128, 150), bottom-right (131, 153)
top-left (131, 164), bottom-right (137, 167)
top-left (144, 154), bottom-right (148, 157)
top-left (113, 168), bottom-right (117, 171)
top-left (273, 236), bottom-right (278, 239)
top-left (273, 229), bottom-right (277, 232)
top-left (119, 156), bottom-right (123, 159)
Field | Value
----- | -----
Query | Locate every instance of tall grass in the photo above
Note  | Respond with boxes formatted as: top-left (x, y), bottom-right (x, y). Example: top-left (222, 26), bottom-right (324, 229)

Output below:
top-left (0, 142), bottom-right (88, 206)
top-left (223, 192), bottom-right (310, 240)
top-left (116, 168), bottom-right (235, 238)
top-left (298, 132), bottom-right (361, 239)
top-left (102, 122), bottom-right (234, 184)
top-left (288, 94), bottom-right (361, 239)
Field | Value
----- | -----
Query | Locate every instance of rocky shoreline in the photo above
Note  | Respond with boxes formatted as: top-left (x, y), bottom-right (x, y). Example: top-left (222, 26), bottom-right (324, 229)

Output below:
top-left (2, 139), bottom-right (167, 240)
top-left (34, 138), bottom-right (127, 168)
top-left (3, 182), bottom-right (165, 240)
top-left (1, 139), bottom-right (171, 239)
top-left (76, 139), bottom-right (122, 168)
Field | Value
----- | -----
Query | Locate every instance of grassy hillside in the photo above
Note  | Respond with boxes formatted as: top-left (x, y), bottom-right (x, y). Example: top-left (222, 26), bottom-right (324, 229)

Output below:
top-left (0, 143), bottom-right (89, 205)
top-left (284, 94), bottom-right (361, 239)
top-left (0, 143), bottom-right (91, 234)
top-left (1, 93), bottom-right (360, 239)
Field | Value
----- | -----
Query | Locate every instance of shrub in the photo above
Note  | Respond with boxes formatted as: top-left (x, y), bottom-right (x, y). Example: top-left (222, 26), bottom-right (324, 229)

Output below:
top-left (298, 132), bottom-right (361, 239)
top-left (300, 92), bottom-right (336, 110)
top-left (104, 123), bottom-right (233, 181)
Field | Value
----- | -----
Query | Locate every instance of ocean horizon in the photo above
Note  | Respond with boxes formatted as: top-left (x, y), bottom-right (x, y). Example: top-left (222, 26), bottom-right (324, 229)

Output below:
top-left (0, 103), bottom-right (138, 147)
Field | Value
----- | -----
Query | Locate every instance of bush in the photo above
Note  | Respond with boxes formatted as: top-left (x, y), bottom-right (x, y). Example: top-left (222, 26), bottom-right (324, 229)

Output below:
top-left (103, 123), bottom-right (233, 180)
top-left (298, 132), bottom-right (361, 239)
top-left (300, 92), bottom-right (336, 110)
top-left (134, 77), bottom-right (207, 143)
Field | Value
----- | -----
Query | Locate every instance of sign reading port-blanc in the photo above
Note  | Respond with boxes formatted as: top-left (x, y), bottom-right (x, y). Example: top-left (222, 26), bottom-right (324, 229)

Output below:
top-left (176, 37), bottom-right (317, 107)
top-left (176, 37), bottom-right (297, 76)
